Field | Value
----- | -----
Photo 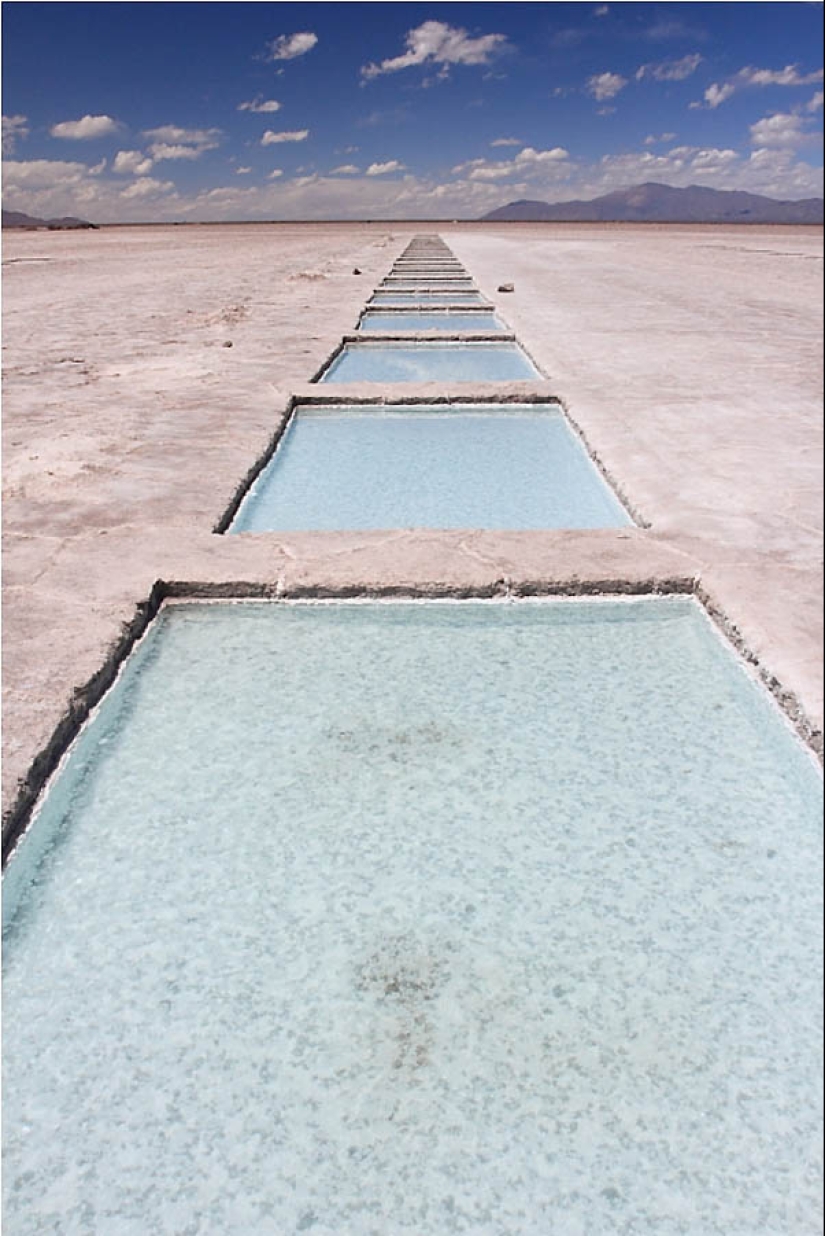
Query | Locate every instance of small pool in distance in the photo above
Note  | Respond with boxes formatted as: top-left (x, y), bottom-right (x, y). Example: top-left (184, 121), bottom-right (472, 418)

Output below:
top-left (358, 311), bottom-right (505, 332)
top-left (319, 341), bottom-right (540, 382)
top-left (370, 291), bottom-right (486, 306)
top-left (229, 403), bottom-right (631, 531)
top-left (4, 599), bottom-right (821, 1234)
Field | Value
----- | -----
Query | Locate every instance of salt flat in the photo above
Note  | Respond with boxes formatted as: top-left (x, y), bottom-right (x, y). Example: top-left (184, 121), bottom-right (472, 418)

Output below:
top-left (2, 221), bottom-right (823, 823)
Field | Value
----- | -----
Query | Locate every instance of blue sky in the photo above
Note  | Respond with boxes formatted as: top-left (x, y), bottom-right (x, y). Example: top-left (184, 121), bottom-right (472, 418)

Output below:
top-left (2, 3), bottom-right (823, 221)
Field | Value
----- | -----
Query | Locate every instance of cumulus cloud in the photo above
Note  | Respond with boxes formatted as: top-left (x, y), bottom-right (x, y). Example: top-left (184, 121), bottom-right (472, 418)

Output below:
top-left (749, 111), bottom-right (810, 149)
top-left (361, 20), bottom-right (509, 81)
top-left (636, 53), bottom-right (702, 82)
top-left (594, 5), bottom-right (610, 15)
top-left (806, 90), bottom-right (824, 112)
top-left (268, 169), bottom-right (284, 179)
top-left (2, 158), bottom-right (88, 188)
top-left (586, 72), bottom-right (627, 101)
top-left (120, 176), bottom-right (175, 199)
top-left (331, 164), bottom-right (360, 174)
top-left (490, 137), bottom-right (522, 147)
top-left (152, 144), bottom-right (206, 161)
top-left (692, 82), bottom-right (736, 110)
top-left (235, 166), bottom-right (253, 175)
top-left (644, 132), bottom-right (677, 145)
top-left (2, 114), bottom-right (29, 154)
top-left (517, 146), bottom-right (569, 164)
top-left (264, 32), bottom-right (318, 61)
top-left (113, 149), bottom-right (154, 175)
top-left (50, 114), bottom-right (119, 140)
top-left (738, 64), bottom-right (823, 88)
top-left (143, 126), bottom-right (221, 161)
top-left (238, 98), bottom-right (282, 113)
top-left (692, 63), bottom-right (824, 109)
top-left (261, 129), bottom-right (309, 145)
top-left (366, 160), bottom-right (405, 176)
top-left (454, 146), bottom-right (569, 182)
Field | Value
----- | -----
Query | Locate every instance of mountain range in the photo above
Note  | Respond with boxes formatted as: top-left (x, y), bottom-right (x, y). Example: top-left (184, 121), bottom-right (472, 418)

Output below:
top-left (480, 182), bottom-right (824, 224)
top-left (2, 209), bottom-right (98, 229)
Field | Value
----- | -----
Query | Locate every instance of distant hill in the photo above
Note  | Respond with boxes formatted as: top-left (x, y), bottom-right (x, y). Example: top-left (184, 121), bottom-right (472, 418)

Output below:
top-left (481, 182), bottom-right (824, 224)
top-left (2, 209), bottom-right (98, 229)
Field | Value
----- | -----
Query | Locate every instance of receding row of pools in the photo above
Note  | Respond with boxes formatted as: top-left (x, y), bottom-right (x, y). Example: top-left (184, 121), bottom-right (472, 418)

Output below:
top-left (3, 235), bottom-right (822, 1235)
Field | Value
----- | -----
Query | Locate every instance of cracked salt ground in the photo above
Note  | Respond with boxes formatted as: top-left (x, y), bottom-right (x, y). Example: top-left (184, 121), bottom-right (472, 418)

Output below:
top-left (3, 600), bottom-right (822, 1235)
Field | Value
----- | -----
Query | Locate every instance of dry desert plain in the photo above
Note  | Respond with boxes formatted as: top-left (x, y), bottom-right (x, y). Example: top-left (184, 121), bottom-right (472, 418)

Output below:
top-left (2, 221), bottom-right (823, 842)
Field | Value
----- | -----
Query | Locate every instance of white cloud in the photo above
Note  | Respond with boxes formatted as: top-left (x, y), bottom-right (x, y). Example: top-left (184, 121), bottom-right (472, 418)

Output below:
top-left (594, 6), bottom-right (609, 15)
top-left (120, 177), bottom-right (175, 199)
top-left (749, 111), bottom-right (809, 149)
top-left (261, 129), bottom-right (310, 145)
top-left (2, 159), bottom-right (92, 189)
top-left (113, 149), bottom-right (154, 175)
top-left (737, 64), bottom-right (823, 89)
top-left (806, 90), bottom-right (824, 112)
top-left (636, 53), bottom-right (702, 82)
top-left (490, 137), bottom-right (522, 147)
top-left (238, 98), bottom-right (282, 114)
top-left (143, 125), bottom-right (221, 150)
top-left (455, 146), bottom-right (569, 182)
top-left (155, 144), bottom-right (208, 161)
top-left (361, 20), bottom-right (509, 81)
top-left (698, 82), bottom-right (736, 109)
top-left (644, 132), bottom-right (677, 145)
top-left (586, 72), bottom-right (628, 101)
top-left (236, 167), bottom-right (253, 175)
top-left (265, 32), bottom-right (318, 61)
top-left (516, 146), bottom-right (569, 164)
top-left (366, 160), bottom-right (405, 176)
top-left (2, 114), bottom-right (29, 154)
top-left (331, 164), bottom-right (360, 174)
top-left (692, 63), bottom-right (824, 109)
top-left (88, 158), bottom-right (107, 176)
top-left (268, 169), bottom-right (284, 179)
top-left (50, 114), bottom-right (119, 140)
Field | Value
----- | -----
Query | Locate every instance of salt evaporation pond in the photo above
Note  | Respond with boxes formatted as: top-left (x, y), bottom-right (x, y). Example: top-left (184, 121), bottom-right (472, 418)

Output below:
top-left (229, 404), bottom-right (630, 531)
top-left (357, 311), bottom-right (504, 332)
top-left (319, 341), bottom-right (540, 382)
top-left (3, 599), bottom-right (822, 1234)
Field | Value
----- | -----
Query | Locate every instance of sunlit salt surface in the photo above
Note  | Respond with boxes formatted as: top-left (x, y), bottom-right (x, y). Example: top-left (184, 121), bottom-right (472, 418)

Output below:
top-left (358, 311), bottom-right (505, 332)
top-left (4, 599), bottom-right (822, 1234)
top-left (320, 341), bottom-right (541, 383)
top-left (229, 404), bottom-right (629, 531)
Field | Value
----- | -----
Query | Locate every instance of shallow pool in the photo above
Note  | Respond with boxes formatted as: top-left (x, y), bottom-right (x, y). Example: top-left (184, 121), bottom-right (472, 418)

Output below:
top-left (358, 311), bottom-right (504, 333)
top-left (229, 404), bottom-right (630, 531)
top-left (4, 598), bottom-right (821, 1234)
top-left (369, 291), bottom-right (486, 306)
top-left (319, 341), bottom-right (541, 382)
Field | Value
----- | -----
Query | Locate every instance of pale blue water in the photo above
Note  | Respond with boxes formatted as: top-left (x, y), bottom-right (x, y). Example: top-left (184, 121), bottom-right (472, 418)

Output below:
top-left (370, 291), bottom-right (486, 306)
top-left (320, 341), bottom-right (541, 382)
top-left (3, 599), bottom-right (822, 1235)
top-left (229, 405), bottom-right (629, 531)
top-left (358, 311), bottom-right (504, 332)
top-left (382, 278), bottom-right (474, 287)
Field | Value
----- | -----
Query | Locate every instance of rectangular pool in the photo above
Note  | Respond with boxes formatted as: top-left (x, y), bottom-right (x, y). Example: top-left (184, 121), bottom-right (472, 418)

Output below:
top-left (4, 598), bottom-right (821, 1235)
top-left (369, 291), bottom-right (487, 306)
top-left (319, 341), bottom-right (541, 382)
top-left (358, 311), bottom-right (505, 333)
top-left (228, 403), bottom-right (631, 531)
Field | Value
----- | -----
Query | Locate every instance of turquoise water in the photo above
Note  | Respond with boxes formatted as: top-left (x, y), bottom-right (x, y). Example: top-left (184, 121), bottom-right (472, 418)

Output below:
top-left (320, 341), bottom-right (541, 382)
top-left (229, 404), bottom-right (630, 531)
top-left (358, 311), bottom-right (504, 332)
top-left (4, 599), bottom-right (822, 1234)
